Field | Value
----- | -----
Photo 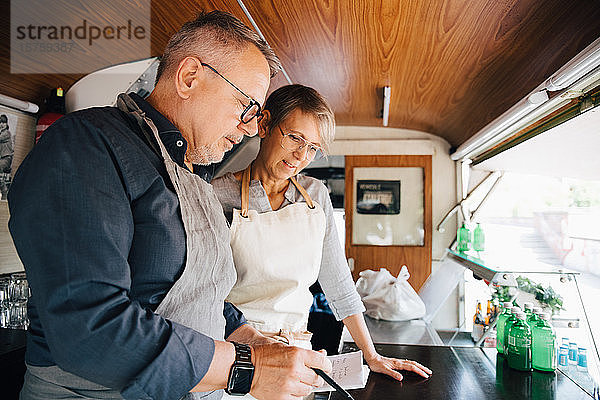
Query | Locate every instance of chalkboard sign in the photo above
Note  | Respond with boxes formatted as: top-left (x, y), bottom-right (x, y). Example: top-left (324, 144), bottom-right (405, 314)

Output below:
top-left (356, 180), bottom-right (400, 214)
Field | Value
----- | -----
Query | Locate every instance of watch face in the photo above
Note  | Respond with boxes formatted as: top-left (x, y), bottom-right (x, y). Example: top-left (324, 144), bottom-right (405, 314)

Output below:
top-left (227, 365), bottom-right (254, 395)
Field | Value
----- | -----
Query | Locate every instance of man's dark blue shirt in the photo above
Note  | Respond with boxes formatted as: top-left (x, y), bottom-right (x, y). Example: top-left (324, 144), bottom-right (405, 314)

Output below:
top-left (8, 94), bottom-right (245, 400)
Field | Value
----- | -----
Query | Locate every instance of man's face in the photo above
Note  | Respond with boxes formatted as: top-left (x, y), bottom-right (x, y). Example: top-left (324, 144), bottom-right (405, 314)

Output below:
top-left (0, 122), bottom-right (7, 131)
top-left (184, 45), bottom-right (270, 165)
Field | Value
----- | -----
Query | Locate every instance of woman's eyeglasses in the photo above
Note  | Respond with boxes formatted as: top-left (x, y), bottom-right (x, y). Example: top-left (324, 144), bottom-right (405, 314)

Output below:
top-left (279, 126), bottom-right (324, 161)
top-left (201, 62), bottom-right (263, 124)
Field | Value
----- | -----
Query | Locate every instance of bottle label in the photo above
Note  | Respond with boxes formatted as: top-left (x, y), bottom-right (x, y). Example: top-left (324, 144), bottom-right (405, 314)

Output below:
top-left (559, 353), bottom-right (568, 366)
top-left (509, 335), bottom-right (531, 348)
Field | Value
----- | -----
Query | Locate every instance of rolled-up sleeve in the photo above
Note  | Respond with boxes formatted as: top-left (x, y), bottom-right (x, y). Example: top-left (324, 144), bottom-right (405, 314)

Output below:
top-left (9, 116), bottom-right (215, 400)
top-left (313, 183), bottom-right (365, 321)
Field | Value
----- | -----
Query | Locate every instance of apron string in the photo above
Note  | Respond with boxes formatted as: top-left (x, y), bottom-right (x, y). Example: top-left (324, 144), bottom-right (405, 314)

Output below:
top-left (240, 163), bottom-right (315, 217)
top-left (116, 94), bottom-right (162, 158)
top-left (241, 165), bottom-right (251, 218)
top-left (289, 176), bottom-right (315, 209)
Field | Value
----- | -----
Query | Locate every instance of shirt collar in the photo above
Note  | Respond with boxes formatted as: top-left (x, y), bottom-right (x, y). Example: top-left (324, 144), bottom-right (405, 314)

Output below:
top-left (128, 93), bottom-right (186, 166)
top-left (284, 180), bottom-right (297, 203)
top-left (250, 177), bottom-right (298, 207)
top-left (128, 93), bottom-right (215, 182)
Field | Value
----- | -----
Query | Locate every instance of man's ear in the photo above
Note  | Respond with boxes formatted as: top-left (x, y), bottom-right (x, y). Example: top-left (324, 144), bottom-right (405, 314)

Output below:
top-left (258, 110), bottom-right (271, 139)
top-left (174, 57), bottom-right (203, 100)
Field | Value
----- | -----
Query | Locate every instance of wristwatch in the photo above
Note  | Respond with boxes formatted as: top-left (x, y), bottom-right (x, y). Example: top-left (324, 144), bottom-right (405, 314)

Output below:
top-left (225, 342), bottom-right (255, 396)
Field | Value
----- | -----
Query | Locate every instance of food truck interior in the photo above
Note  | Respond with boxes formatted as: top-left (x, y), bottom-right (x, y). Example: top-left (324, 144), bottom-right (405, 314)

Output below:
top-left (1, 1), bottom-right (600, 399)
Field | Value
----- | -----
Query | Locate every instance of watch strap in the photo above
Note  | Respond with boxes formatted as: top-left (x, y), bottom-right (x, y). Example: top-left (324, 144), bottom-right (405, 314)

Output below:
top-left (225, 342), bottom-right (254, 395)
top-left (232, 342), bottom-right (252, 364)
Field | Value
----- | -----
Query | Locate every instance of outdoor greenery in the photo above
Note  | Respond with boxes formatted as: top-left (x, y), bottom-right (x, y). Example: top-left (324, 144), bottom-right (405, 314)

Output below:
top-left (568, 179), bottom-right (600, 207)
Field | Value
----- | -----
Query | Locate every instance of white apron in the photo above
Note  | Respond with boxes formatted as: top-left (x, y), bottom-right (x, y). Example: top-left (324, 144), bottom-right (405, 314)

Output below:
top-left (227, 164), bottom-right (326, 338)
top-left (222, 165), bottom-right (326, 400)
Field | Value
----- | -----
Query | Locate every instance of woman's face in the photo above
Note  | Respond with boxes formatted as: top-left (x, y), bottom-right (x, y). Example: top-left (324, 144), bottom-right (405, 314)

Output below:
top-left (257, 108), bottom-right (322, 182)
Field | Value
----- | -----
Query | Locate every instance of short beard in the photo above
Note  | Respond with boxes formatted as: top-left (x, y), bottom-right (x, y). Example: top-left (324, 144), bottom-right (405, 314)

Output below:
top-left (186, 143), bottom-right (225, 166)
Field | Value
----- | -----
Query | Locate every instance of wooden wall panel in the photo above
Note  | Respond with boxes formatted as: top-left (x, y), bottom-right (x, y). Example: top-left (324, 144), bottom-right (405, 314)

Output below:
top-left (345, 155), bottom-right (432, 291)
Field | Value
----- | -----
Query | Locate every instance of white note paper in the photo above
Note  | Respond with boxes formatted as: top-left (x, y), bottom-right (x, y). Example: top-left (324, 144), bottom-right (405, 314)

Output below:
top-left (313, 351), bottom-right (370, 392)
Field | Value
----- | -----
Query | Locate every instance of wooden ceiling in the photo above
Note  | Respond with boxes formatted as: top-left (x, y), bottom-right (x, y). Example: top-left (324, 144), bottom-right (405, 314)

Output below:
top-left (1, 0), bottom-right (599, 148)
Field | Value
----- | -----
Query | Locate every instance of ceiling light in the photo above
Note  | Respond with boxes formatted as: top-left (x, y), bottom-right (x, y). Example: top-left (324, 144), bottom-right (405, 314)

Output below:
top-left (382, 86), bottom-right (391, 127)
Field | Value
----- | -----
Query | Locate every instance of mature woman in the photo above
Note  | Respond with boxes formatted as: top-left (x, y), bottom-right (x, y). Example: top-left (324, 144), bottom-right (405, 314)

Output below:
top-left (213, 84), bottom-right (431, 384)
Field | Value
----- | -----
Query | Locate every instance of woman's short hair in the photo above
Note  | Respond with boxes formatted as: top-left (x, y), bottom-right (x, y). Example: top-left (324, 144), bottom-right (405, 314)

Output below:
top-left (156, 11), bottom-right (281, 84)
top-left (264, 84), bottom-right (335, 152)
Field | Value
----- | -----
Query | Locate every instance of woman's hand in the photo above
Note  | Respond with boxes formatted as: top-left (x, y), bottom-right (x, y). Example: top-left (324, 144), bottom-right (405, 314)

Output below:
top-left (364, 353), bottom-right (432, 381)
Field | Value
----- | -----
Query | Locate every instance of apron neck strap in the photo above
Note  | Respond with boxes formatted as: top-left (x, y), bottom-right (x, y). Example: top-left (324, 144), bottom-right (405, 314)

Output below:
top-left (116, 94), bottom-right (168, 160)
top-left (240, 164), bottom-right (315, 217)
top-left (241, 165), bottom-right (252, 218)
top-left (289, 176), bottom-right (315, 209)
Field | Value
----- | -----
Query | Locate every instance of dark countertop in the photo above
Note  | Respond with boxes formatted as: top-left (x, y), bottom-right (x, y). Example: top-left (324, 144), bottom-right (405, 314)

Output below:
top-left (336, 343), bottom-right (595, 400)
top-left (0, 328), bottom-right (27, 400)
top-left (0, 327), bottom-right (26, 356)
top-left (1, 330), bottom-right (595, 400)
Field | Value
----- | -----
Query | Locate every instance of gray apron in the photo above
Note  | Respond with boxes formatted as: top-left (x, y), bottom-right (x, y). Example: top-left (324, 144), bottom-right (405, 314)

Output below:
top-left (20, 94), bottom-right (237, 400)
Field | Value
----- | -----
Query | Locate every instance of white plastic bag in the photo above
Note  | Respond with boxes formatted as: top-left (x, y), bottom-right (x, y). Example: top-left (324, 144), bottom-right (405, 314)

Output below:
top-left (356, 266), bottom-right (426, 321)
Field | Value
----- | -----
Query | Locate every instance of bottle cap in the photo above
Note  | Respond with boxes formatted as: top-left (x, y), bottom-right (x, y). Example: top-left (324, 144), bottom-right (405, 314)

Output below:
top-left (570, 342), bottom-right (577, 346)
top-left (539, 313), bottom-right (550, 321)
top-left (523, 302), bottom-right (533, 310)
top-left (503, 302), bottom-right (512, 308)
top-left (578, 347), bottom-right (586, 351)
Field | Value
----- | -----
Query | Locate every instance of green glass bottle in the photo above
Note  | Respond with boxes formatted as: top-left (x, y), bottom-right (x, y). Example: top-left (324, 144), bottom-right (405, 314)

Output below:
top-left (473, 223), bottom-right (485, 251)
top-left (507, 312), bottom-right (532, 371)
top-left (503, 307), bottom-right (520, 355)
top-left (457, 223), bottom-right (471, 252)
top-left (496, 301), bottom-right (513, 354)
top-left (526, 307), bottom-right (541, 329)
top-left (532, 312), bottom-right (557, 372)
top-left (523, 302), bottom-right (533, 317)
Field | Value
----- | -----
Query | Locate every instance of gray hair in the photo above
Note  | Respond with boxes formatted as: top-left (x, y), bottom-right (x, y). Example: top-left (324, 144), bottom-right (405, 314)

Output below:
top-left (156, 11), bottom-right (281, 84)
top-left (263, 84), bottom-right (335, 153)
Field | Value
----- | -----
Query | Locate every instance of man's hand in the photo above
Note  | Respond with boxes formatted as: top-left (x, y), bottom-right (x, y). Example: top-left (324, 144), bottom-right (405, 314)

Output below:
top-left (250, 342), bottom-right (332, 399)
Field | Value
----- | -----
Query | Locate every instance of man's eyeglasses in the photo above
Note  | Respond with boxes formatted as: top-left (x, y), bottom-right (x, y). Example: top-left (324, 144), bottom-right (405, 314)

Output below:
top-left (279, 126), bottom-right (324, 161)
top-left (201, 62), bottom-right (263, 124)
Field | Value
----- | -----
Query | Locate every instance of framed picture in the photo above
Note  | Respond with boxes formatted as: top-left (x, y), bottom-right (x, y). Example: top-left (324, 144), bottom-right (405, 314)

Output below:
top-left (356, 180), bottom-right (400, 215)
top-left (0, 105), bottom-right (36, 201)
top-left (352, 167), bottom-right (424, 246)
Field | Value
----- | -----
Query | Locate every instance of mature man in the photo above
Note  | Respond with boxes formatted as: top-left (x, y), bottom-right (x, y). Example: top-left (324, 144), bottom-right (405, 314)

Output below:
top-left (9, 11), bottom-right (330, 400)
